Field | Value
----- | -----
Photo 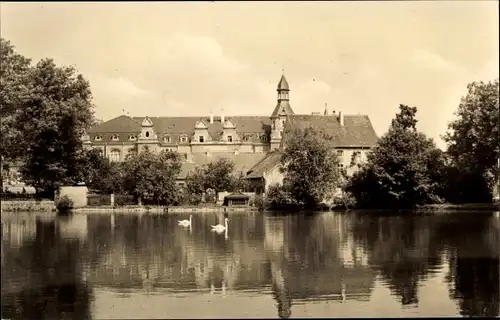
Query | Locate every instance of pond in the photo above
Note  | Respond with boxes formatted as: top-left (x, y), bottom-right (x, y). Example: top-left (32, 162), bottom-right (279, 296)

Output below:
top-left (1, 210), bottom-right (499, 319)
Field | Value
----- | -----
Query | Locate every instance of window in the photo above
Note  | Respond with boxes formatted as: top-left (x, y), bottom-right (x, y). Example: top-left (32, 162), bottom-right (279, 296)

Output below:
top-left (337, 163), bottom-right (344, 169)
top-left (129, 135), bottom-right (137, 141)
top-left (337, 150), bottom-right (344, 156)
top-left (282, 120), bottom-right (285, 126)
top-left (109, 149), bottom-right (120, 162)
top-left (227, 135), bottom-right (233, 142)
top-left (111, 134), bottom-right (119, 141)
top-left (94, 135), bottom-right (102, 141)
top-left (180, 136), bottom-right (187, 143)
top-left (164, 136), bottom-right (171, 143)
top-left (243, 135), bottom-right (249, 142)
top-left (145, 131), bottom-right (150, 138)
top-left (261, 134), bottom-right (268, 142)
top-left (279, 131), bottom-right (283, 137)
top-left (199, 136), bottom-right (204, 143)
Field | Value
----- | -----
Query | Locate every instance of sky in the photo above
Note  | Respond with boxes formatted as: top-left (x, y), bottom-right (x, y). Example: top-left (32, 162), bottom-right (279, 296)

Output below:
top-left (1, 1), bottom-right (498, 149)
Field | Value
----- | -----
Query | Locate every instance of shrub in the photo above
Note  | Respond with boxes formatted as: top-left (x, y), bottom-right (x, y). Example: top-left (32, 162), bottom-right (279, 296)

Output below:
top-left (189, 193), bottom-right (202, 206)
top-left (56, 195), bottom-right (74, 214)
top-left (252, 194), bottom-right (265, 210)
top-left (266, 184), bottom-right (293, 209)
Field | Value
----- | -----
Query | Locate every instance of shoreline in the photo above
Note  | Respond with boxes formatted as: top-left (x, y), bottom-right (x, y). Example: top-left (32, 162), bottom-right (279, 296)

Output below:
top-left (72, 205), bottom-right (259, 213)
top-left (2, 201), bottom-right (497, 214)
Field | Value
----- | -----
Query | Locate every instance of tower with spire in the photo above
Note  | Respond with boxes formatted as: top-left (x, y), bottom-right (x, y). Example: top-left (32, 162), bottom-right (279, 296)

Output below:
top-left (270, 73), bottom-right (294, 150)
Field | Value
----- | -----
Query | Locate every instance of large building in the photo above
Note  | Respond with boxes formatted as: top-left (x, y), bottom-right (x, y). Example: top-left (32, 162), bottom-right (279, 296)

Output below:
top-left (85, 74), bottom-right (378, 192)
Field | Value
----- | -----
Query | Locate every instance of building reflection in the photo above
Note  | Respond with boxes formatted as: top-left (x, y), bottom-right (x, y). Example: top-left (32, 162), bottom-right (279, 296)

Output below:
top-left (3, 210), bottom-right (493, 318)
top-left (264, 212), bottom-right (376, 318)
top-left (1, 217), bottom-right (92, 320)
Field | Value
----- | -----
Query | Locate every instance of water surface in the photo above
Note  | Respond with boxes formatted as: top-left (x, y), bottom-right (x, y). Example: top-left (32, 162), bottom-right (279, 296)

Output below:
top-left (1, 210), bottom-right (499, 319)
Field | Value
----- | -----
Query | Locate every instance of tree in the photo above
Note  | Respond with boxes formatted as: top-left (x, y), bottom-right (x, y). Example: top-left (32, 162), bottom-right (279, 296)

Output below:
top-left (443, 79), bottom-right (499, 202)
top-left (203, 158), bottom-right (235, 195)
top-left (185, 167), bottom-right (207, 195)
top-left (0, 38), bottom-right (33, 162)
top-left (229, 170), bottom-right (250, 193)
top-left (9, 57), bottom-right (95, 195)
top-left (281, 126), bottom-right (341, 208)
top-left (81, 148), bottom-right (122, 194)
top-left (347, 104), bottom-right (445, 209)
top-left (121, 149), bottom-right (181, 205)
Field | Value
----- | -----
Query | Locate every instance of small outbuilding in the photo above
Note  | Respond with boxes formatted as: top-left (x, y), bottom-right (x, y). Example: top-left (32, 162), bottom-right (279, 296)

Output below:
top-left (223, 193), bottom-right (250, 206)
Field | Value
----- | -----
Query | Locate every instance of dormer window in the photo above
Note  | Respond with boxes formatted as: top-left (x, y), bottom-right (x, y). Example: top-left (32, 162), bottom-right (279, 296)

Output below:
top-left (111, 134), bottom-right (119, 141)
top-left (199, 136), bottom-right (204, 143)
top-left (164, 136), bottom-right (171, 143)
top-left (227, 135), bottom-right (233, 142)
top-left (261, 134), bottom-right (268, 143)
top-left (129, 135), bottom-right (137, 141)
top-left (243, 134), bottom-right (250, 142)
top-left (94, 135), bottom-right (102, 141)
top-left (180, 135), bottom-right (188, 143)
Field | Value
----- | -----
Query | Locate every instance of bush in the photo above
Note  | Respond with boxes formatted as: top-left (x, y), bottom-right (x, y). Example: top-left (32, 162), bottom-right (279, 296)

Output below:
top-left (189, 193), bottom-right (202, 206)
top-left (56, 195), bottom-right (74, 214)
top-left (266, 184), bottom-right (293, 209)
top-left (252, 194), bottom-right (265, 210)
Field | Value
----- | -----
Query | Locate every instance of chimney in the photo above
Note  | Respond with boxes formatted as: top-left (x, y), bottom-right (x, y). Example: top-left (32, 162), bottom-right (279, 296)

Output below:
top-left (338, 111), bottom-right (344, 126)
top-left (220, 109), bottom-right (225, 123)
top-left (209, 112), bottom-right (214, 124)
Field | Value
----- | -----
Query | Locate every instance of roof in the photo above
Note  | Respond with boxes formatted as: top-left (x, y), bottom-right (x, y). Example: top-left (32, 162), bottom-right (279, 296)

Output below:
top-left (270, 100), bottom-right (294, 118)
top-left (277, 75), bottom-right (289, 91)
top-left (88, 115), bottom-right (272, 143)
top-left (280, 114), bottom-right (378, 149)
top-left (178, 152), bottom-right (267, 179)
top-left (224, 193), bottom-right (250, 200)
top-left (246, 152), bottom-right (283, 179)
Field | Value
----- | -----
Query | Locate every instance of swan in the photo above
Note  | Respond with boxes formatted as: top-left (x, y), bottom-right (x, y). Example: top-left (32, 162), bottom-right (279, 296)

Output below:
top-left (178, 215), bottom-right (192, 227)
top-left (211, 218), bottom-right (229, 234)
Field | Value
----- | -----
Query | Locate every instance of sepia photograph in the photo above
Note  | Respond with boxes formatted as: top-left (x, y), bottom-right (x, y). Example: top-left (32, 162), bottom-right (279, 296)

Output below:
top-left (1, 1), bottom-right (499, 319)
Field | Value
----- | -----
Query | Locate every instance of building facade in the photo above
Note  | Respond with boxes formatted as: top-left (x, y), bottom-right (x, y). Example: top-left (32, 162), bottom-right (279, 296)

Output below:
top-left (85, 74), bottom-right (378, 189)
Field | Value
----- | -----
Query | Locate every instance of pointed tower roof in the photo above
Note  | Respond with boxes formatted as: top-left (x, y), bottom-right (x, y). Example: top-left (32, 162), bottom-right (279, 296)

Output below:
top-left (277, 75), bottom-right (289, 91)
top-left (271, 101), bottom-right (294, 118)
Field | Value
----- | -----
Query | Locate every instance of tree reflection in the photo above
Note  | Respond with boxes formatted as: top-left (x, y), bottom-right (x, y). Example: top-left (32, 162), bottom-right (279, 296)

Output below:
top-left (349, 213), bottom-right (444, 306)
top-left (441, 215), bottom-right (499, 317)
top-left (1, 217), bottom-right (92, 320)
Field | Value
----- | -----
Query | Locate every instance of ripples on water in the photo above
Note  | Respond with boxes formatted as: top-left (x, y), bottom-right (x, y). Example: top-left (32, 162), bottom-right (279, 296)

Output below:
top-left (1, 210), bottom-right (499, 319)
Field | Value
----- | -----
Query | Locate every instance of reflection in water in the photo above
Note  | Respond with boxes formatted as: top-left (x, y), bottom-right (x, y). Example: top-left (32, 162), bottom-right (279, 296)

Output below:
top-left (1, 210), bottom-right (499, 318)
top-left (1, 214), bottom-right (92, 320)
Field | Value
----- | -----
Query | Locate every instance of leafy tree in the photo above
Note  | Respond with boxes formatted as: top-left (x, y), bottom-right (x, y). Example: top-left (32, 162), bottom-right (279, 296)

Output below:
top-left (121, 149), bottom-right (181, 205)
top-left (0, 38), bottom-right (33, 161)
top-left (5, 55), bottom-right (95, 195)
top-left (185, 167), bottom-right (207, 195)
top-left (347, 104), bottom-right (445, 209)
top-left (229, 170), bottom-right (251, 192)
top-left (81, 148), bottom-right (122, 194)
top-left (281, 126), bottom-right (341, 208)
top-left (443, 79), bottom-right (499, 202)
top-left (185, 158), bottom-right (235, 197)
top-left (203, 157), bottom-right (235, 195)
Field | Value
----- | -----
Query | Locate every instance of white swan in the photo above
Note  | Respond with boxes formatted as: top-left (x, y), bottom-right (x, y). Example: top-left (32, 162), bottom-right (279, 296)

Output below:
top-left (178, 215), bottom-right (192, 227)
top-left (211, 218), bottom-right (228, 234)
